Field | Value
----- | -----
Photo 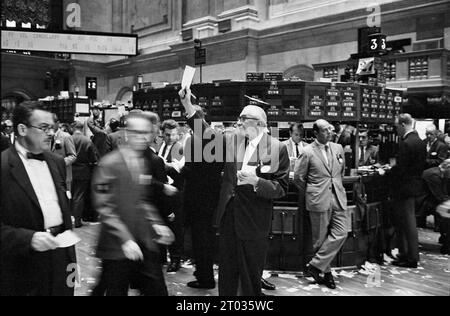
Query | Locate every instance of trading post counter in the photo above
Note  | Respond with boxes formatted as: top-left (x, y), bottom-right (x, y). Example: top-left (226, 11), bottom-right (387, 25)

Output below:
top-left (266, 172), bottom-right (392, 273)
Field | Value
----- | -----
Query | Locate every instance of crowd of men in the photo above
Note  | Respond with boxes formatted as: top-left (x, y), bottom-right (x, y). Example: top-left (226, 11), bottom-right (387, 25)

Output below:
top-left (1, 95), bottom-right (450, 296)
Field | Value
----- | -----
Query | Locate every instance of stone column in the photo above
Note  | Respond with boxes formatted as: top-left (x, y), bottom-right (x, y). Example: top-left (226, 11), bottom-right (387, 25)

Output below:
top-left (217, 0), bottom-right (260, 31)
top-left (182, 0), bottom-right (218, 39)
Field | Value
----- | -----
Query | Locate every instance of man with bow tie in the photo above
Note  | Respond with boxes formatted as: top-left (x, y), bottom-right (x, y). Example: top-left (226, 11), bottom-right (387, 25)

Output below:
top-left (294, 119), bottom-right (349, 290)
top-left (179, 87), bottom-right (290, 296)
top-left (1, 101), bottom-right (76, 296)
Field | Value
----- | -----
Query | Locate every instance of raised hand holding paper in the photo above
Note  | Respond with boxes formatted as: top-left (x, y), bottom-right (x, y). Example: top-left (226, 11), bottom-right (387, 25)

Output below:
top-left (182, 65), bottom-right (196, 90)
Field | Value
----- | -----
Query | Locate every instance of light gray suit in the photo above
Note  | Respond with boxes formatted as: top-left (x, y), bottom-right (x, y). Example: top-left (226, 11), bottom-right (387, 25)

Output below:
top-left (52, 130), bottom-right (77, 191)
top-left (294, 141), bottom-right (350, 273)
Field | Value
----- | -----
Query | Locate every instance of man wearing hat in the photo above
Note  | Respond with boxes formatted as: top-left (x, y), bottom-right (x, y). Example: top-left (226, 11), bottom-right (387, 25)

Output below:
top-left (179, 88), bottom-right (290, 296)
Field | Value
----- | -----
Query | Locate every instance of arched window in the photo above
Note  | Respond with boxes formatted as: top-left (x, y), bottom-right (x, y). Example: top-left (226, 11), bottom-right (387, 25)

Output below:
top-left (283, 65), bottom-right (314, 81)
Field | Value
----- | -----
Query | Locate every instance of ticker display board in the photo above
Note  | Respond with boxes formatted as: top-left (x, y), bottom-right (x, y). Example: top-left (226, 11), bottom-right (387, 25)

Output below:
top-left (1, 29), bottom-right (138, 56)
top-left (133, 81), bottom-right (402, 123)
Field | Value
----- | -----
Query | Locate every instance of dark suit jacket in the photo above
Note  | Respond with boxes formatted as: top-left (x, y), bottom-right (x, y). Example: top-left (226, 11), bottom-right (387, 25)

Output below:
top-left (161, 141), bottom-right (185, 190)
top-left (1, 134), bottom-right (9, 152)
top-left (422, 167), bottom-right (449, 207)
top-left (87, 118), bottom-right (111, 158)
top-left (72, 131), bottom-right (98, 181)
top-left (1, 147), bottom-right (75, 296)
top-left (389, 131), bottom-right (427, 198)
top-left (187, 113), bottom-right (290, 241)
top-left (92, 149), bottom-right (165, 260)
top-left (359, 145), bottom-right (379, 167)
top-left (182, 130), bottom-right (224, 225)
top-left (426, 140), bottom-right (449, 169)
top-left (144, 147), bottom-right (171, 218)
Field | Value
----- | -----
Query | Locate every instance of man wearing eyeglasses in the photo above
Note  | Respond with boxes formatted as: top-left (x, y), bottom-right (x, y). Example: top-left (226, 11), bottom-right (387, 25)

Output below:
top-left (1, 101), bottom-right (76, 296)
top-left (179, 88), bottom-right (290, 296)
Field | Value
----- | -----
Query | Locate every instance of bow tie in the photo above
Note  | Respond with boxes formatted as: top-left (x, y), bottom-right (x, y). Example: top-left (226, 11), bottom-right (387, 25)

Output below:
top-left (27, 152), bottom-right (45, 161)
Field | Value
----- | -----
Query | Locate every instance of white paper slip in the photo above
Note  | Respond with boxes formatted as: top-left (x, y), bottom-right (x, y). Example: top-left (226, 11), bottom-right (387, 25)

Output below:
top-left (55, 230), bottom-right (81, 248)
top-left (182, 66), bottom-right (196, 89)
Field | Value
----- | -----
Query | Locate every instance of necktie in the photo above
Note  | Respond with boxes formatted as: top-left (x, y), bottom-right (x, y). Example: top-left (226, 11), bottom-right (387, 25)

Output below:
top-left (325, 145), bottom-right (333, 168)
top-left (360, 146), bottom-right (365, 166)
top-left (295, 143), bottom-right (300, 158)
top-left (27, 152), bottom-right (45, 161)
top-left (161, 144), bottom-right (168, 158)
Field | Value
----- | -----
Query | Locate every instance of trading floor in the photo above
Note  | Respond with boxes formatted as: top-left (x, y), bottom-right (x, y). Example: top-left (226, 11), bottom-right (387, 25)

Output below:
top-left (75, 224), bottom-right (450, 297)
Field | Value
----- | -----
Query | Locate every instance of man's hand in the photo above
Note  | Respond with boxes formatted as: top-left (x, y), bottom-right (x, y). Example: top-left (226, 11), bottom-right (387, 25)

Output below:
top-left (178, 88), bottom-right (196, 117)
top-left (167, 213), bottom-right (176, 222)
top-left (152, 224), bottom-right (175, 246)
top-left (238, 171), bottom-right (259, 187)
top-left (122, 240), bottom-right (144, 262)
top-left (163, 184), bottom-right (178, 197)
top-left (31, 232), bottom-right (58, 252)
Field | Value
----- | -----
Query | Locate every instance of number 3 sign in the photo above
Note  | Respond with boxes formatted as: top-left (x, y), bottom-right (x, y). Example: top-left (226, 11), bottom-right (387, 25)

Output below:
top-left (368, 34), bottom-right (387, 53)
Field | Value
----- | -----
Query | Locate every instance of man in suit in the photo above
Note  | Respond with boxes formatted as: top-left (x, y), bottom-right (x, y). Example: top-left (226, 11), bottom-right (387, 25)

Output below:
top-left (71, 122), bottom-right (98, 228)
top-left (294, 119), bottom-right (349, 290)
top-left (106, 118), bottom-right (125, 151)
top-left (180, 87), bottom-right (290, 296)
top-left (385, 114), bottom-right (427, 268)
top-left (1, 101), bottom-right (76, 296)
top-left (419, 160), bottom-right (450, 238)
top-left (283, 123), bottom-right (308, 171)
top-left (52, 116), bottom-right (77, 192)
top-left (92, 112), bottom-right (174, 296)
top-left (158, 119), bottom-right (185, 273)
top-left (424, 124), bottom-right (448, 169)
top-left (358, 131), bottom-right (379, 167)
top-left (2, 119), bottom-right (15, 145)
top-left (144, 112), bottom-right (179, 220)
top-left (87, 106), bottom-right (110, 158)
top-left (181, 106), bottom-right (223, 290)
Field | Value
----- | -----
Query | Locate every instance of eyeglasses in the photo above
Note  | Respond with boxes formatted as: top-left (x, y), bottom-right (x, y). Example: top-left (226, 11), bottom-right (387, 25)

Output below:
top-left (238, 116), bottom-right (259, 123)
top-left (28, 125), bottom-right (54, 134)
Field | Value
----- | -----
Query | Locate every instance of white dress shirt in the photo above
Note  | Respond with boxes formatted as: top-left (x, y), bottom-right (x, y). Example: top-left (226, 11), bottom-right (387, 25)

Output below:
top-left (427, 139), bottom-right (436, 153)
top-left (158, 143), bottom-right (173, 161)
top-left (290, 139), bottom-right (304, 158)
top-left (15, 142), bottom-right (63, 229)
top-left (242, 132), bottom-right (265, 169)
